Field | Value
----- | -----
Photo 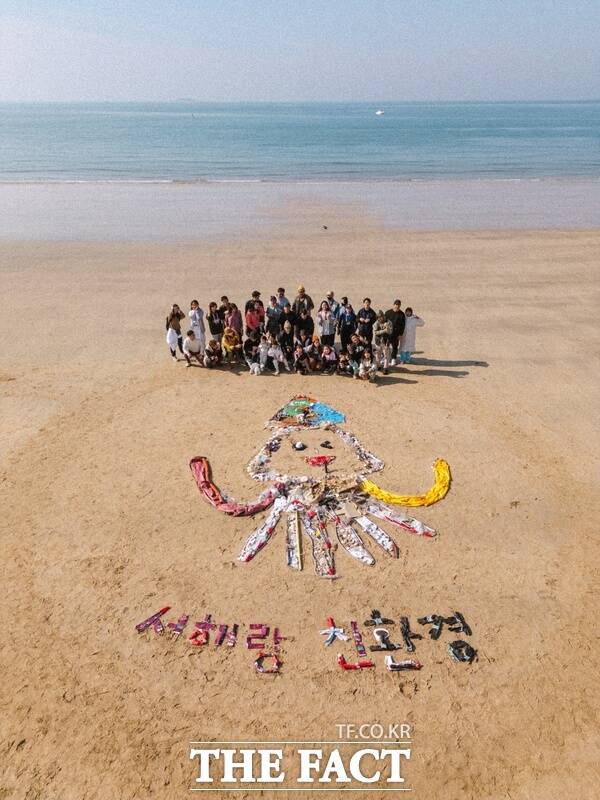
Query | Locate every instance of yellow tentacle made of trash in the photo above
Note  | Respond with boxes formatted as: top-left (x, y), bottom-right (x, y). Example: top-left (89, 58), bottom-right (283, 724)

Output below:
top-left (360, 458), bottom-right (451, 507)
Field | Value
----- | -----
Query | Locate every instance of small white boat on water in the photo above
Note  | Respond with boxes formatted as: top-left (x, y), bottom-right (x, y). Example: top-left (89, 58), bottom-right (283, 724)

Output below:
top-left (375, 109), bottom-right (385, 116)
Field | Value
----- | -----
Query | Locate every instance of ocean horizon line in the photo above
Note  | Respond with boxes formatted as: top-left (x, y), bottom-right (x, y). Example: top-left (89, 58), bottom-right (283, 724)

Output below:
top-left (2, 98), bottom-right (600, 106)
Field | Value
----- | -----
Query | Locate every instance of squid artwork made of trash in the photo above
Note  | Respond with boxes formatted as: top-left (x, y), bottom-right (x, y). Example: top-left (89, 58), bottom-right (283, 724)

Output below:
top-left (190, 396), bottom-right (451, 577)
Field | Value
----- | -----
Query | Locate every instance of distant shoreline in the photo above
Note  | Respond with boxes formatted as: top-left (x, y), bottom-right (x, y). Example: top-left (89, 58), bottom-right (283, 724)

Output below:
top-left (2, 178), bottom-right (598, 241)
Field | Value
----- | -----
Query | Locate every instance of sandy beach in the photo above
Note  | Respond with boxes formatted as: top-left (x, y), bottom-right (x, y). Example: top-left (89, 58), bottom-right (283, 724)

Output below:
top-left (2, 215), bottom-right (599, 798)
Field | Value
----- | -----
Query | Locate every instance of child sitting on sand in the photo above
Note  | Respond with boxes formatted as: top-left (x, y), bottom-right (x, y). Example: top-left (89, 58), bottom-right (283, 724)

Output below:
top-left (246, 342), bottom-right (261, 375)
top-left (293, 343), bottom-right (311, 375)
top-left (258, 335), bottom-right (271, 372)
top-left (321, 344), bottom-right (338, 374)
top-left (182, 329), bottom-right (204, 367)
top-left (267, 336), bottom-right (291, 375)
top-left (358, 350), bottom-right (377, 382)
top-left (399, 307), bottom-right (425, 364)
top-left (305, 336), bottom-right (322, 372)
top-left (337, 351), bottom-right (354, 377)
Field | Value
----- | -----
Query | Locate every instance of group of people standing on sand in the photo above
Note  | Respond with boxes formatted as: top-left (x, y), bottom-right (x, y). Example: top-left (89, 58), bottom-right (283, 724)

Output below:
top-left (165, 285), bottom-right (424, 381)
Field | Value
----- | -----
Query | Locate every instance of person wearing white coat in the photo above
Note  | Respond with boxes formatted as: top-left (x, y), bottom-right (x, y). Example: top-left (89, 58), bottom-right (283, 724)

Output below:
top-left (188, 300), bottom-right (206, 355)
top-left (399, 308), bottom-right (424, 363)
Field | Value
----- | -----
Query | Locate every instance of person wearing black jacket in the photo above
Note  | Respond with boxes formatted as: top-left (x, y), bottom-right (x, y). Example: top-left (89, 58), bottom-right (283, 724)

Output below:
top-left (385, 299), bottom-right (406, 365)
top-left (207, 302), bottom-right (224, 344)
top-left (279, 303), bottom-right (297, 332)
top-left (357, 297), bottom-right (377, 344)
top-left (277, 321), bottom-right (295, 367)
top-left (244, 290), bottom-right (264, 315)
top-left (296, 308), bottom-right (315, 339)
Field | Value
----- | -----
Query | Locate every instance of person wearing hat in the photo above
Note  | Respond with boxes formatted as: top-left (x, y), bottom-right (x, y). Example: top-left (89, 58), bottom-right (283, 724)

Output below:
top-left (245, 290), bottom-right (264, 315)
top-left (295, 307), bottom-right (315, 340)
top-left (292, 285), bottom-right (314, 317)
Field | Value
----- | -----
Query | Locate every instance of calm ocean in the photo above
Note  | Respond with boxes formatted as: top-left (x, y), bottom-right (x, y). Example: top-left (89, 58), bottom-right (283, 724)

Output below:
top-left (1, 101), bottom-right (599, 182)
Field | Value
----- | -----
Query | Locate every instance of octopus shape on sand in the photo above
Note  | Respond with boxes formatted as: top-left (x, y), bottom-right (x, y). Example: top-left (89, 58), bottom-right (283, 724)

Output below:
top-left (190, 396), bottom-right (451, 577)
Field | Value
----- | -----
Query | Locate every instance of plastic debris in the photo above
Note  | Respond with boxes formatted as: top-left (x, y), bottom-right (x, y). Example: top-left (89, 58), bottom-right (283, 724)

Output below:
top-left (400, 616), bottom-right (422, 652)
top-left (191, 396), bottom-right (448, 575)
top-left (369, 627), bottom-right (402, 652)
top-left (364, 609), bottom-right (395, 626)
top-left (337, 653), bottom-right (375, 670)
top-left (320, 617), bottom-right (349, 646)
top-left (448, 640), bottom-right (477, 663)
top-left (418, 614), bottom-right (446, 640)
top-left (445, 612), bottom-right (472, 637)
top-left (385, 655), bottom-right (423, 672)
top-left (254, 653), bottom-right (282, 674)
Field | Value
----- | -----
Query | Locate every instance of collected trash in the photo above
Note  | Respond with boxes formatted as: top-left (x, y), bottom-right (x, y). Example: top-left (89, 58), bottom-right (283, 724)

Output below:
top-left (400, 616), bottom-right (422, 652)
top-left (338, 653), bottom-right (375, 670)
top-left (254, 653), bottom-right (282, 674)
top-left (417, 614), bottom-right (446, 640)
top-left (445, 611), bottom-right (472, 637)
top-left (448, 640), bottom-right (477, 663)
top-left (320, 617), bottom-right (349, 646)
top-left (364, 609), bottom-right (395, 626)
top-left (191, 396), bottom-right (450, 576)
top-left (385, 656), bottom-right (423, 672)
top-left (369, 627), bottom-right (401, 652)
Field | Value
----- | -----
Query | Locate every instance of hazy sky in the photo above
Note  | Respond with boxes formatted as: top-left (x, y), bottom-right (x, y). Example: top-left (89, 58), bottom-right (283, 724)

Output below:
top-left (1, 1), bottom-right (598, 102)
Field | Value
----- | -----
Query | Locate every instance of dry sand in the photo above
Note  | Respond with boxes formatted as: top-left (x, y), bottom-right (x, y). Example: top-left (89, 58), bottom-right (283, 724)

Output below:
top-left (1, 218), bottom-right (599, 799)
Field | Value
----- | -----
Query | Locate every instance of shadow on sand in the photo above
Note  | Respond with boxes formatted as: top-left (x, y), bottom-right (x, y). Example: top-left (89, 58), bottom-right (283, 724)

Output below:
top-left (182, 356), bottom-right (488, 385)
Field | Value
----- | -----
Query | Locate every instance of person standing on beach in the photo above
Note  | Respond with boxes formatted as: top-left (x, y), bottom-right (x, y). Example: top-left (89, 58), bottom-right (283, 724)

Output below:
top-left (373, 309), bottom-right (393, 374)
top-left (296, 308), bottom-right (315, 340)
top-left (188, 300), bottom-right (206, 355)
top-left (385, 299), bottom-right (406, 366)
top-left (323, 290), bottom-right (340, 318)
top-left (207, 302), bottom-right (224, 344)
top-left (293, 285), bottom-right (314, 317)
top-left (225, 303), bottom-right (243, 339)
top-left (245, 290), bottom-right (265, 315)
top-left (276, 287), bottom-right (290, 309)
top-left (357, 297), bottom-right (377, 344)
top-left (166, 303), bottom-right (185, 361)
top-left (316, 300), bottom-right (336, 346)
top-left (338, 302), bottom-right (357, 350)
top-left (219, 296), bottom-right (231, 318)
top-left (399, 308), bottom-right (425, 364)
top-left (245, 301), bottom-right (263, 337)
top-left (265, 296), bottom-right (282, 337)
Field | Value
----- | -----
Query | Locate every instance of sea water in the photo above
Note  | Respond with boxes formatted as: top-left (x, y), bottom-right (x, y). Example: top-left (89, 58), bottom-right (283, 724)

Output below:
top-left (1, 101), bottom-right (599, 182)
